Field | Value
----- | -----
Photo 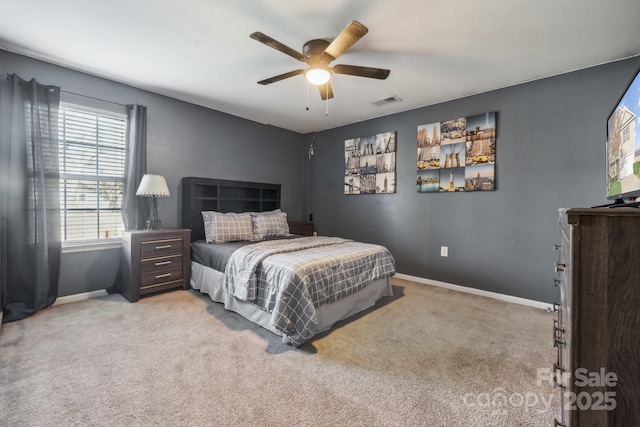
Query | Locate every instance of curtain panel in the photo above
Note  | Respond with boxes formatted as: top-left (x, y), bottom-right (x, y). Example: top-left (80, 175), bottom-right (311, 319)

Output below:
top-left (121, 104), bottom-right (148, 231)
top-left (0, 74), bottom-right (61, 323)
top-left (107, 104), bottom-right (147, 295)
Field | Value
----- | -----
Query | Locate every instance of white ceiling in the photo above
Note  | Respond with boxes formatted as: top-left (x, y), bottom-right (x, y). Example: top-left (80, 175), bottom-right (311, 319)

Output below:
top-left (1, 0), bottom-right (639, 134)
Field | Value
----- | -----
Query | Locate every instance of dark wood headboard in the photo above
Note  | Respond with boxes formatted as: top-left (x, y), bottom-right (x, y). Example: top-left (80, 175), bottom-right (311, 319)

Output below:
top-left (181, 177), bottom-right (281, 242)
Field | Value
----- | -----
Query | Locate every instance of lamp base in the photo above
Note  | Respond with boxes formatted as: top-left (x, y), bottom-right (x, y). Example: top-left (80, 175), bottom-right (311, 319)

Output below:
top-left (145, 219), bottom-right (162, 230)
top-left (145, 196), bottom-right (162, 230)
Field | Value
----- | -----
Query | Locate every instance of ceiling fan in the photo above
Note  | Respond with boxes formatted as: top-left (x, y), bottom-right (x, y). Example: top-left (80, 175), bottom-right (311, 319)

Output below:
top-left (250, 21), bottom-right (390, 100)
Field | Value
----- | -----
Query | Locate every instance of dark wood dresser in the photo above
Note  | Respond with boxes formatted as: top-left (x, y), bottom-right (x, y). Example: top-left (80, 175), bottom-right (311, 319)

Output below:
top-left (121, 229), bottom-right (191, 302)
top-left (553, 208), bottom-right (640, 426)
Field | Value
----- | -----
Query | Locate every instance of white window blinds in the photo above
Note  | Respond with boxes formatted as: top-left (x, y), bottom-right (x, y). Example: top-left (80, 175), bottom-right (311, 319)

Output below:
top-left (58, 104), bottom-right (127, 241)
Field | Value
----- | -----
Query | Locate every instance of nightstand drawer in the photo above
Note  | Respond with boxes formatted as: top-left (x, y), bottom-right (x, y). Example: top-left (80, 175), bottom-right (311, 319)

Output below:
top-left (140, 254), bottom-right (183, 274)
top-left (141, 265), bottom-right (183, 288)
top-left (140, 237), bottom-right (183, 258)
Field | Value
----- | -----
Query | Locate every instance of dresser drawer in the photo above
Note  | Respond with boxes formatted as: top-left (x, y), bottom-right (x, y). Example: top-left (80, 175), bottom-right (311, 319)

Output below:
top-left (140, 237), bottom-right (183, 258)
top-left (140, 254), bottom-right (183, 274)
top-left (141, 265), bottom-right (183, 288)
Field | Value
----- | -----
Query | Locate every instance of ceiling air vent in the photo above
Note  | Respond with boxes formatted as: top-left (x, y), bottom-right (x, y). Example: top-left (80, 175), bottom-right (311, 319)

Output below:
top-left (372, 95), bottom-right (402, 107)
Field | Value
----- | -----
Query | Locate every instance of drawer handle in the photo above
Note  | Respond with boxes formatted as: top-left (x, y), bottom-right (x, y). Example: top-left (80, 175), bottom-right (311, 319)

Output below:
top-left (555, 262), bottom-right (566, 272)
top-left (553, 279), bottom-right (561, 287)
top-left (155, 245), bottom-right (172, 250)
top-left (554, 318), bottom-right (565, 333)
top-left (155, 261), bottom-right (172, 266)
top-left (553, 319), bottom-right (565, 347)
top-left (155, 273), bottom-right (172, 279)
top-left (553, 363), bottom-right (566, 389)
top-left (553, 244), bottom-right (561, 251)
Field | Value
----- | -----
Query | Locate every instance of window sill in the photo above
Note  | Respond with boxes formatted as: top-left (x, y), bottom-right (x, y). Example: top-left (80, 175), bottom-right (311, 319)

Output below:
top-left (62, 238), bottom-right (122, 254)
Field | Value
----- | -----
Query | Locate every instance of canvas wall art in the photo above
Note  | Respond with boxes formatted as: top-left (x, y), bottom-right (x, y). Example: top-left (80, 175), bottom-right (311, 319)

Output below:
top-left (417, 112), bottom-right (496, 193)
top-left (345, 131), bottom-right (397, 194)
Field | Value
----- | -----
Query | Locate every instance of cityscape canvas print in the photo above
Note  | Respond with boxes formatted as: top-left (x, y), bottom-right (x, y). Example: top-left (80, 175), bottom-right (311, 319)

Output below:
top-left (417, 112), bottom-right (496, 193)
top-left (345, 131), bottom-right (397, 194)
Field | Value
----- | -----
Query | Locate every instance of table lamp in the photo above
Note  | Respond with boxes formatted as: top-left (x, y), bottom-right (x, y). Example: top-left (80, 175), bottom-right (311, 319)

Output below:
top-left (136, 174), bottom-right (170, 230)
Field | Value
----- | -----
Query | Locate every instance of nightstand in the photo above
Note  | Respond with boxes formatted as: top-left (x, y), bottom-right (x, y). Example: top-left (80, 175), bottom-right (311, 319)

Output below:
top-left (120, 229), bottom-right (191, 302)
top-left (288, 221), bottom-right (314, 236)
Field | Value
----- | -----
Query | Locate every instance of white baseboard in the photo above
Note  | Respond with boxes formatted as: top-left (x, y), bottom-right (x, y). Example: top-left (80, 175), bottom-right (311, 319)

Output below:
top-left (53, 289), bottom-right (109, 306)
top-left (53, 276), bottom-right (552, 311)
top-left (393, 273), bottom-right (553, 311)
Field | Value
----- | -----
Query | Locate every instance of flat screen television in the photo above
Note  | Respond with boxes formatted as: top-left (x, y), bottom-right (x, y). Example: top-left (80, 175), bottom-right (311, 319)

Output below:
top-left (606, 66), bottom-right (640, 206)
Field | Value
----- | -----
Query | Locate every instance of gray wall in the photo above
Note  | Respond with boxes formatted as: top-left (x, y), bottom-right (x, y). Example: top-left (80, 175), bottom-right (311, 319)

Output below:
top-left (303, 57), bottom-right (640, 303)
top-left (3, 48), bottom-right (639, 303)
top-left (0, 49), bottom-right (306, 297)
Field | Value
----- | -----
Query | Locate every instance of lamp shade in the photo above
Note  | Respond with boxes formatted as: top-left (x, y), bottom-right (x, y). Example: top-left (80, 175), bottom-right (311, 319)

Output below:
top-left (136, 174), bottom-right (170, 197)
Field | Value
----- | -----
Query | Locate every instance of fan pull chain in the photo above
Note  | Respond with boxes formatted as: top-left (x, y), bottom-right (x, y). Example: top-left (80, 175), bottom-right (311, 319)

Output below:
top-left (306, 80), bottom-right (310, 111)
top-left (325, 84), bottom-right (329, 116)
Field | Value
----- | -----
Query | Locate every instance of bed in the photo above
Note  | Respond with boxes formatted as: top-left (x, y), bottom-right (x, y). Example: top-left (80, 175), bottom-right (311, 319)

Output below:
top-left (181, 177), bottom-right (396, 346)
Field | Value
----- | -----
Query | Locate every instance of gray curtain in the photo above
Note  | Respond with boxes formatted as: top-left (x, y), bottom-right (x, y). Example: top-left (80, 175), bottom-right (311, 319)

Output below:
top-left (121, 104), bottom-right (148, 230)
top-left (107, 104), bottom-right (147, 295)
top-left (0, 74), bottom-right (61, 323)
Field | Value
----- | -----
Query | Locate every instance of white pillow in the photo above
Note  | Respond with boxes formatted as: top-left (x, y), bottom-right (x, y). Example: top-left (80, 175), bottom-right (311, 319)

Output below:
top-left (201, 211), bottom-right (253, 243)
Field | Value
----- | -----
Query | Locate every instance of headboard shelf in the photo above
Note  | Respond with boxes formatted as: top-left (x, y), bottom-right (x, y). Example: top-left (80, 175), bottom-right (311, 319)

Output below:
top-left (181, 177), bottom-right (281, 242)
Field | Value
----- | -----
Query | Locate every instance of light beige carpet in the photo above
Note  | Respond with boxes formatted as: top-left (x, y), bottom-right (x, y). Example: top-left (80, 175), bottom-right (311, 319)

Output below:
top-left (0, 277), bottom-right (560, 426)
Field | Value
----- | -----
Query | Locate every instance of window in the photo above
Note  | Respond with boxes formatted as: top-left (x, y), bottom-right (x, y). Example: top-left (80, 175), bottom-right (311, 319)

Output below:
top-left (58, 103), bottom-right (127, 241)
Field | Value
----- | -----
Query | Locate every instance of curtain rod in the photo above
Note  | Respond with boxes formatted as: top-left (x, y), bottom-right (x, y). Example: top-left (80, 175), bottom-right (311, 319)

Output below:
top-left (5, 74), bottom-right (127, 107)
top-left (61, 90), bottom-right (126, 107)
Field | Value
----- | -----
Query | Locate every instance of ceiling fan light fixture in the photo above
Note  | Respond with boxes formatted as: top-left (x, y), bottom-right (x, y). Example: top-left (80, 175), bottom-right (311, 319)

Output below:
top-left (252, 21), bottom-right (389, 101)
top-left (305, 68), bottom-right (331, 85)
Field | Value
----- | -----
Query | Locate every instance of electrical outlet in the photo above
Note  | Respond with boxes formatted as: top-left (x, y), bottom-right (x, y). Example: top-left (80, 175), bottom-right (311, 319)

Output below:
top-left (440, 246), bottom-right (449, 257)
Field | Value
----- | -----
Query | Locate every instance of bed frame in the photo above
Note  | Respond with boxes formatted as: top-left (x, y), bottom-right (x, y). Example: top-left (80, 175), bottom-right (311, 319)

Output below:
top-left (181, 177), bottom-right (281, 242)
top-left (180, 176), bottom-right (394, 345)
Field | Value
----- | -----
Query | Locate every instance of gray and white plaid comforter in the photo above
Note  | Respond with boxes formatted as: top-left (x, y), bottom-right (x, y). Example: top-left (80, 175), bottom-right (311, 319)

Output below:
top-left (223, 236), bottom-right (396, 346)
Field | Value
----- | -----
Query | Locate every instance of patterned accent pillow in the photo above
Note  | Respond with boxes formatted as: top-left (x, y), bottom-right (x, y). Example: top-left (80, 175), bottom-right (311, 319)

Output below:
top-left (251, 211), bottom-right (290, 240)
top-left (201, 211), bottom-right (253, 243)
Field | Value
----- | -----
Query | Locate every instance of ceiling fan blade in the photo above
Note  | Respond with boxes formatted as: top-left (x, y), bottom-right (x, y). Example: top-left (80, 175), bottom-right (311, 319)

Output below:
top-left (318, 82), bottom-right (334, 100)
top-left (333, 64), bottom-right (390, 80)
top-left (257, 69), bottom-right (305, 85)
top-left (323, 21), bottom-right (368, 61)
top-left (250, 32), bottom-right (305, 62)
